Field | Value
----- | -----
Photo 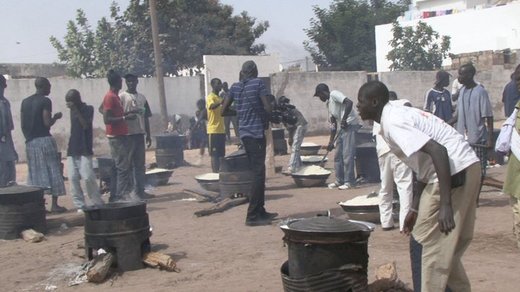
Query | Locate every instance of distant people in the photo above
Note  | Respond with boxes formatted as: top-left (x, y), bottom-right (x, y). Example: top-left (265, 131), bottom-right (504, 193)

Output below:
top-left (455, 63), bottom-right (493, 192)
top-left (0, 75), bottom-right (18, 187)
top-left (358, 80), bottom-right (481, 292)
top-left (21, 77), bottom-right (66, 212)
top-left (206, 78), bottom-right (226, 173)
top-left (314, 83), bottom-right (361, 190)
top-left (120, 73), bottom-right (153, 200)
top-left (222, 60), bottom-right (278, 226)
top-left (102, 70), bottom-right (137, 202)
top-left (373, 91), bottom-right (413, 231)
top-left (277, 96), bottom-right (307, 173)
top-left (502, 64), bottom-right (520, 117)
top-left (65, 89), bottom-right (104, 211)
top-left (503, 100), bottom-right (520, 249)
top-left (220, 82), bottom-right (239, 143)
top-left (424, 70), bottom-right (453, 123)
top-left (191, 98), bottom-right (207, 165)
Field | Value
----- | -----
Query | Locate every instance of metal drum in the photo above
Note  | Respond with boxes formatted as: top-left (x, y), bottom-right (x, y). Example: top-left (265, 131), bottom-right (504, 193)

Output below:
top-left (155, 134), bottom-right (185, 169)
top-left (355, 142), bottom-right (380, 183)
top-left (0, 185), bottom-right (46, 240)
top-left (280, 217), bottom-right (371, 291)
top-left (84, 202), bottom-right (151, 271)
top-left (272, 128), bottom-right (288, 155)
top-left (219, 150), bottom-right (253, 198)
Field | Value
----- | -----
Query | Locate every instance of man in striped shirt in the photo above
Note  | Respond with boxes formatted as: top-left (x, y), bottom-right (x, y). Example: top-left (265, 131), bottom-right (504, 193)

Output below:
top-left (222, 60), bottom-right (278, 226)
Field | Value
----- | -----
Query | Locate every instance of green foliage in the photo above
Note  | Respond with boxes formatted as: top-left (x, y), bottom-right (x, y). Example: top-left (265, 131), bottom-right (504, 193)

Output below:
top-left (387, 21), bottom-right (451, 71)
top-left (304, 0), bottom-right (409, 71)
top-left (50, 0), bottom-right (269, 77)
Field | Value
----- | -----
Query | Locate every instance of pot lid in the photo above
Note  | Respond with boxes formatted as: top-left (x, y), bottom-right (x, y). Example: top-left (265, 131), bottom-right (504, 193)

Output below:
top-left (0, 185), bottom-right (44, 195)
top-left (286, 217), bottom-right (369, 234)
top-left (225, 149), bottom-right (247, 158)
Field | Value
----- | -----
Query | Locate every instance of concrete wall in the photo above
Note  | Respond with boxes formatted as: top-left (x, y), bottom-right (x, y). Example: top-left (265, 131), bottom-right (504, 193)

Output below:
top-left (5, 75), bottom-right (204, 161)
top-left (203, 54), bottom-right (280, 96)
top-left (270, 71), bottom-right (368, 134)
top-left (375, 2), bottom-right (520, 72)
top-left (1, 63), bottom-right (67, 78)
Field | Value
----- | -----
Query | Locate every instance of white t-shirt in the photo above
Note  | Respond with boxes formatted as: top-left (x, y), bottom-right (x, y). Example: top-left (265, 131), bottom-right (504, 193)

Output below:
top-left (120, 91), bottom-right (149, 135)
top-left (327, 90), bottom-right (360, 125)
top-left (373, 99), bottom-right (411, 157)
top-left (380, 103), bottom-right (479, 183)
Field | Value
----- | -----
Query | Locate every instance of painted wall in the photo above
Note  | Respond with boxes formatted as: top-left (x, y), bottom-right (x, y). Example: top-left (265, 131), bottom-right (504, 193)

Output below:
top-left (270, 71), bottom-right (368, 135)
top-left (203, 54), bottom-right (280, 96)
top-left (375, 2), bottom-right (520, 72)
top-left (4, 75), bottom-right (204, 161)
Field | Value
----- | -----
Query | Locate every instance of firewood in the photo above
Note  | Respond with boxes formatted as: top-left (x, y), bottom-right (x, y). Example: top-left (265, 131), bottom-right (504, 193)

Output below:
top-left (483, 176), bottom-right (503, 189)
top-left (142, 252), bottom-right (180, 272)
top-left (86, 252), bottom-right (115, 283)
top-left (194, 195), bottom-right (248, 217)
top-left (20, 229), bottom-right (45, 243)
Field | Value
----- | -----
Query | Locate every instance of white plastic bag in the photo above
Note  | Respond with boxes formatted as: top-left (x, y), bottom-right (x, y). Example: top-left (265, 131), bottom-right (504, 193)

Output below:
top-left (495, 108), bottom-right (518, 154)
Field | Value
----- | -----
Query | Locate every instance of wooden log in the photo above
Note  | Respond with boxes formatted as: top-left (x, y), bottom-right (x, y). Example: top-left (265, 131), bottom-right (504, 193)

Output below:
top-left (194, 195), bottom-right (248, 217)
top-left (143, 252), bottom-right (180, 272)
top-left (483, 176), bottom-right (503, 189)
top-left (86, 252), bottom-right (115, 283)
top-left (183, 188), bottom-right (220, 202)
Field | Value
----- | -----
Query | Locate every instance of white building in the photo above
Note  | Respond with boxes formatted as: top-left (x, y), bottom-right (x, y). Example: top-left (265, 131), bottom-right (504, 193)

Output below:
top-left (375, 0), bottom-right (520, 71)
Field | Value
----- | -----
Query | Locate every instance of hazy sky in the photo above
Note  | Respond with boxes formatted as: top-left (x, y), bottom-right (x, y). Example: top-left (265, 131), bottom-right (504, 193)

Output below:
top-left (0, 0), bottom-right (332, 64)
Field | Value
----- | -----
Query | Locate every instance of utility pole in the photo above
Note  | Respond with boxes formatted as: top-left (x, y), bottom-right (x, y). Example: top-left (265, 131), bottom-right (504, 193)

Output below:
top-left (149, 0), bottom-right (168, 129)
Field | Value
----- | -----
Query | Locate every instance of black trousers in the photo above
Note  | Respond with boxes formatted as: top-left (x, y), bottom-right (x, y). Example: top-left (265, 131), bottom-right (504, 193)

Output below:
top-left (242, 136), bottom-right (266, 219)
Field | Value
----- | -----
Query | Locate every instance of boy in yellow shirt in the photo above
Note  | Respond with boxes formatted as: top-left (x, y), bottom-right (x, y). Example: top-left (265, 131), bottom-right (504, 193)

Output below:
top-left (206, 78), bottom-right (226, 172)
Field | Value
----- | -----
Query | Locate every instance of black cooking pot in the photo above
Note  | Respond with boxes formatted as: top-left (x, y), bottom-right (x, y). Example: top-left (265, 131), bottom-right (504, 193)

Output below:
top-left (280, 217), bottom-right (372, 279)
top-left (0, 185), bottom-right (45, 204)
top-left (220, 149), bottom-right (250, 172)
top-left (84, 202), bottom-right (147, 221)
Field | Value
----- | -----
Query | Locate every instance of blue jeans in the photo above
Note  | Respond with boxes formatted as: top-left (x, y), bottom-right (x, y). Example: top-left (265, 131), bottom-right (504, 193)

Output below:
top-left (67, 156), bottom-right (104, 209)
top-left (334, 127), bottom-right (359, 185)
top-left (288, 124), bottom-right (307, 171)
top-left (108, 136), bottom-right (133, 201)
top-left (128, 134), bottom-right (146, 198)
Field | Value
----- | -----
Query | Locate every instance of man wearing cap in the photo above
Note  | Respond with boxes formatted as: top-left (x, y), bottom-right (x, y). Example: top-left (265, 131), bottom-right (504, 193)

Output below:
top-left (222, 60), bottom-right (278, 226)
top-left (314, 83), bottom-right (361, 190)
top-left (424, 70), bottom-right (453, 123)
top-left (120, 73), bottom-right (153, 200)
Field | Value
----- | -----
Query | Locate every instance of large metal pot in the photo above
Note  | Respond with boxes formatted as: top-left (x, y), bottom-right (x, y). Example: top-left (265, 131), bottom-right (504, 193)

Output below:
top-left (280, 217), bottom-right (372, 279)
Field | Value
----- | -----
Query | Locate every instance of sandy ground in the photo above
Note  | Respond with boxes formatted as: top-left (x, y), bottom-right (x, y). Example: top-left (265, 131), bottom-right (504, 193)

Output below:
top-left (0, 135), bottom-right (518, 292)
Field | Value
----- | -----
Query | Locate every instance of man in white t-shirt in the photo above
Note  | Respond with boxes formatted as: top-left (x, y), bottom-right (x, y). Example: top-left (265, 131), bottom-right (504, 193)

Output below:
top-left (314, 83), bottom-right (361, 190)
top-left (358, 81), bottom-right (481, 292)
top-left (120, 74), bottom-right (153, 200)
top-left (373, 92), bottom-right (413, 231)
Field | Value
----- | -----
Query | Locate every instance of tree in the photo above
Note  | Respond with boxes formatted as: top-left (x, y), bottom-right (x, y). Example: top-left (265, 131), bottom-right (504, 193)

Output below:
top-left (387, 21), bottom-right (451, 71)
top-left (304, 0), bottom-right (409, 71)
top-left (50, 9), bottom-right (96, 78)
top-left (50, 0), bottom-right (269, 77)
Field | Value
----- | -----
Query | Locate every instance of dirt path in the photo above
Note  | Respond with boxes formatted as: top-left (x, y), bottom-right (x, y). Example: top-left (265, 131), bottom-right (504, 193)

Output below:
top-left (0, 135), bottom-right (518, 291)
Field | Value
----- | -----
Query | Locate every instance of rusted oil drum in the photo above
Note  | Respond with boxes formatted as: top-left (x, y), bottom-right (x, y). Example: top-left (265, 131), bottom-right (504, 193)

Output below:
top-left (0, 185), bottom-right (46, 240)
top-left (219, 150), bottom-right (253, 198)
top-left (84, 202), bottom-right (151, 271)
top-left (272, 128), bottom-right (288, 155)
top-left (355, 142), bottom-right (380, 183)
top-left (280, 217), bottom-right (371, 291)
top-left (155, 134), bottom-right (185, 169)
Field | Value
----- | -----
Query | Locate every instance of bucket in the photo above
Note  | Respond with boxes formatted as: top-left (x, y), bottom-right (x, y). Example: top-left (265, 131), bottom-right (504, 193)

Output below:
top-left (84, 202), bottom-right (151, 271)
top-left (355, 142), bottom-right (380, 183)
top-left (155, 134), bottom-right (185, 169)
top-left (0, 185), bottom-right (46, 240)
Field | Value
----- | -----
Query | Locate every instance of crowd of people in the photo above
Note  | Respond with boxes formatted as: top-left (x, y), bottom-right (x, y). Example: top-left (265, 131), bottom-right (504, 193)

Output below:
top-left (1, 59), bottom-right (519, 291)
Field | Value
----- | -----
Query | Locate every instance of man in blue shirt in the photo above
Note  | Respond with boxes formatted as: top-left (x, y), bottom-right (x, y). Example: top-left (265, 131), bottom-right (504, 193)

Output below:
top-left (222, 60), bottom-right (278, 226)
top-left (424, 70), bottom-right (453, 123)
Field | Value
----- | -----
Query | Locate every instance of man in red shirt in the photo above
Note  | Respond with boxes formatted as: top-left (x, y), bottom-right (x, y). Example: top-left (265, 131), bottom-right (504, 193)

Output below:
top-left (102, 70), bottom-right (137, 202)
